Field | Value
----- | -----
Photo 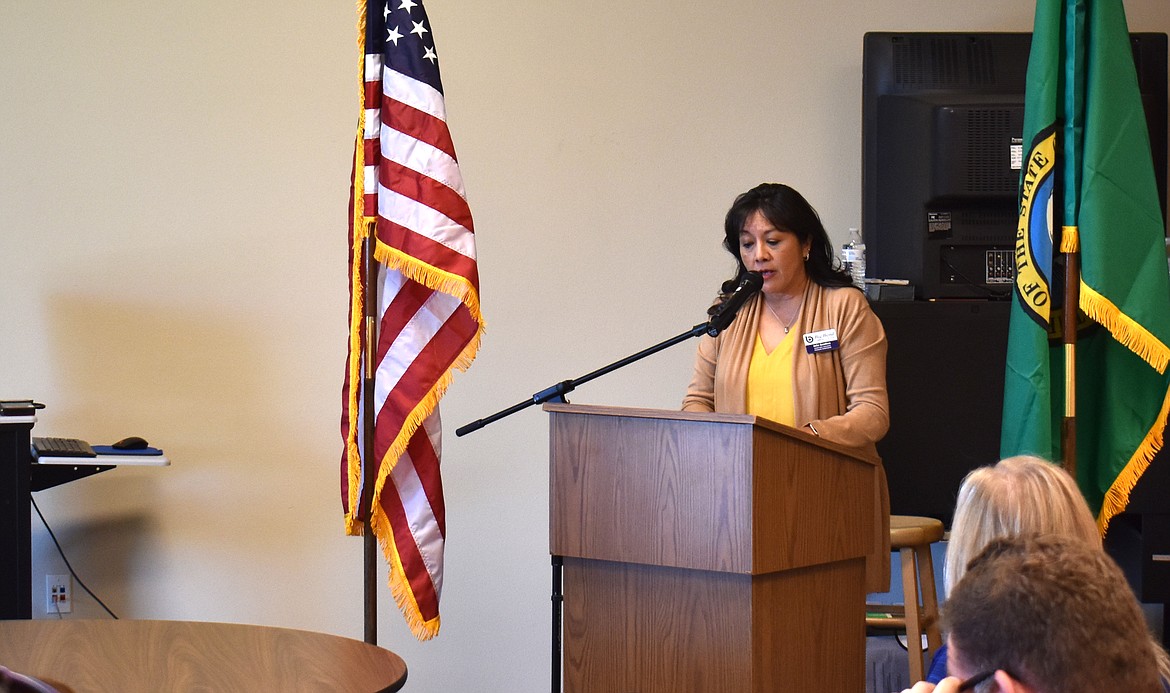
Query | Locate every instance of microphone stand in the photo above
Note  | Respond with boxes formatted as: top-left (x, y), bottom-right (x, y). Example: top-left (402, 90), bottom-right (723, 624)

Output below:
top-left (455, 316), bottom-right (720, 693)
top-left (458, 272), bottom-right (759, 437)
top-left (455, 320), bottom-right (714, 437)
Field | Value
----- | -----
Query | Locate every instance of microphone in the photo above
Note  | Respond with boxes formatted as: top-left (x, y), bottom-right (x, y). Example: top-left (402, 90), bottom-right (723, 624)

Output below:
top-left (705, 271), bottom-right (763, 336)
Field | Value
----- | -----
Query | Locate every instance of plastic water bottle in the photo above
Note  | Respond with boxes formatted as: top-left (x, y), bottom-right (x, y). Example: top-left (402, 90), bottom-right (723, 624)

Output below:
top-left (841, 227), bottom-right (866, 288)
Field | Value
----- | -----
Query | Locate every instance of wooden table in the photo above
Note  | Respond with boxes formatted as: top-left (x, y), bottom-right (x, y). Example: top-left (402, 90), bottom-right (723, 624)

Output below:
top-left (0, 620), bottom-right (407, 692)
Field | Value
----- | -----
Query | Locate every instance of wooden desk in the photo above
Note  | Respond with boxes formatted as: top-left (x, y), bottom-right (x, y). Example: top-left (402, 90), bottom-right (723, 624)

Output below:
top-left (0, 620), bottom-right (407, 692)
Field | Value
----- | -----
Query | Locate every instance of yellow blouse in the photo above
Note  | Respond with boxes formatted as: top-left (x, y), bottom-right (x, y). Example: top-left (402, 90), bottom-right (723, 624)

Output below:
top-left (744, 328), bottom-right (796, 426)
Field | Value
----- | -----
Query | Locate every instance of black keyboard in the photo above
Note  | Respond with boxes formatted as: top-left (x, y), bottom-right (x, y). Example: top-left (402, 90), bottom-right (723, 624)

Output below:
top-left (32, 437), bottom-right (96, 458)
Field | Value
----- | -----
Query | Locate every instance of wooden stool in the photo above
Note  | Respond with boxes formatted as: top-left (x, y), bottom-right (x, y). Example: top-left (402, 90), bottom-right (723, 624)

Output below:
top-left (866, 515), bottom-right (945, 682)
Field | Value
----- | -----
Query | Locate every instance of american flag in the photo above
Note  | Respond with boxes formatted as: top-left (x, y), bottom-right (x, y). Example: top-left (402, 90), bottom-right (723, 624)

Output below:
top-left (341, 0), bottom-right (482, 641)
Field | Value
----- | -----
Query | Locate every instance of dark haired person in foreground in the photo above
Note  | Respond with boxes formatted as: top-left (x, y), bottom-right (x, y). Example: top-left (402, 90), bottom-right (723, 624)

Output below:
top-left (902, 534), bottom-right (1166, 693)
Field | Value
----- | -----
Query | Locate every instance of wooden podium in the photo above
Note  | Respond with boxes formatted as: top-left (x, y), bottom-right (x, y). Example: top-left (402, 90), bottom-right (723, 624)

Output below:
top-left (547, 404), bottom-right (879, 693)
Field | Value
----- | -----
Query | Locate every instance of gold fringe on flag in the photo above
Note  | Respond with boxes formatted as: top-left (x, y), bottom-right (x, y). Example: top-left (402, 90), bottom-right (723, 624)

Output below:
top-left (1097, 384), bottom-right (1170, 534)
top-left (1078, 248), bottom-right (1170, 534)
top-left (1079, 280), bottom-right (1170, 374)
top-left (373, 242), bottom-right (485, 329)
top-left (370, 495), bottom-right (442, 639)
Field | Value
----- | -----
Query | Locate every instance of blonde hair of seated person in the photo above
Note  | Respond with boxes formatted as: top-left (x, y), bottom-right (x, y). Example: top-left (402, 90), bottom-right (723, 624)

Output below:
top-left (944, 454), bottom-right (1170, 680)
top-left (944, 454), bottom-right (1098, 595)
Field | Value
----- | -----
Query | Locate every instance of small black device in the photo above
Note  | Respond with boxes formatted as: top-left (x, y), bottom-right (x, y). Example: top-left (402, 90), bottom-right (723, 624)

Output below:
top-left (112, 436), bottom-right (149, 450)
top-left (0, 400), bottom-right (45, 416)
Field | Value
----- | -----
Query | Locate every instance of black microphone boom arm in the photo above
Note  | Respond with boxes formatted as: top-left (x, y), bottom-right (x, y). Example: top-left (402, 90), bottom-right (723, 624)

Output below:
top-left (455, 320), bottom-right (712, 437)
top-left (457, 273), bottom-right (763, 436)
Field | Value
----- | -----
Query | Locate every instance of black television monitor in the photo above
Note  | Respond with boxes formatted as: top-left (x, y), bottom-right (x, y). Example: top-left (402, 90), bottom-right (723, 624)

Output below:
top-left (862, 31), bottom-right (1167, 300)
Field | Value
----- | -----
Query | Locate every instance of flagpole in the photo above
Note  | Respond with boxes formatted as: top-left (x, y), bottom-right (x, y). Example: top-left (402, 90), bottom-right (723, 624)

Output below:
top-left (361, 234), bottom-right (380, 646)
top-left (1061, 243), bottom-right (1079, 477)
top-left (1058, 0), bottom-right (1085, 479)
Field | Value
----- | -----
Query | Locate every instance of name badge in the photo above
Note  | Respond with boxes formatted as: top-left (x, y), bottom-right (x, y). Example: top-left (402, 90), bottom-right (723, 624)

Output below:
top-left (803, 328), bottom-right (839, 354)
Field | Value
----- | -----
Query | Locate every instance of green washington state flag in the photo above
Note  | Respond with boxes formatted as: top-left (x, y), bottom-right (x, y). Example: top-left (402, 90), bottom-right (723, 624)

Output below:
top-left (1002, 0), bottom-right (1170, 532)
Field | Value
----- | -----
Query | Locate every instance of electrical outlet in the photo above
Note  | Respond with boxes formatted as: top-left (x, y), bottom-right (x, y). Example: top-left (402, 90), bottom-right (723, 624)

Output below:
top-left (46, 574), bottom-right (71, 614)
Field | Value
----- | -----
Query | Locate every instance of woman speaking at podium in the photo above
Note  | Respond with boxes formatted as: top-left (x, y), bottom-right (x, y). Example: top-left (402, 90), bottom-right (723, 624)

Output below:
top-left (682, 182), bottom-right (891, 592)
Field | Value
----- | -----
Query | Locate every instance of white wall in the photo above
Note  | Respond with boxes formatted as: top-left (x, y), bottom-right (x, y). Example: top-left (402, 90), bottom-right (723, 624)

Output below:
top-left (2, 1), bottom-right (1167, 691)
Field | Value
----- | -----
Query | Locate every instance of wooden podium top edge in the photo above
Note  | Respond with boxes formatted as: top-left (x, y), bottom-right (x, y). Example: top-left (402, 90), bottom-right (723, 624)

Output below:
top-left (542, 403), bottom-right (879, 465)
top-left (544, 402), bottom-right (753, 425)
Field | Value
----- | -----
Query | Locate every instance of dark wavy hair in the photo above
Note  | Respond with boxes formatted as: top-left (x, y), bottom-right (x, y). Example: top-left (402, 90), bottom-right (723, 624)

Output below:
top-left (720, 183), bottom-right (854, 291)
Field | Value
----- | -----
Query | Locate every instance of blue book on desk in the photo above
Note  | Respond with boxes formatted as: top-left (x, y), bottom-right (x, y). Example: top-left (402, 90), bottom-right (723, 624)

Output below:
top-left (92, 445), bottom-right (164, 456)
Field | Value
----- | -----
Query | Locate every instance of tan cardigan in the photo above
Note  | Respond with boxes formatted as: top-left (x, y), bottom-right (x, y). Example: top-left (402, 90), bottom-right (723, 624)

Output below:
top-left (682, 283), bottom-right (892, 592)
